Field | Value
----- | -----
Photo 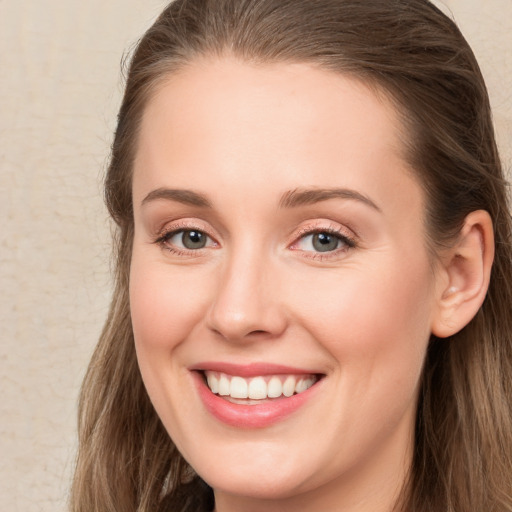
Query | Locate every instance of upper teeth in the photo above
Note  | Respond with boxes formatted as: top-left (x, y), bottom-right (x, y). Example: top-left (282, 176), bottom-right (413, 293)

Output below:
top-left (204, 371), bottom-right (317, 400)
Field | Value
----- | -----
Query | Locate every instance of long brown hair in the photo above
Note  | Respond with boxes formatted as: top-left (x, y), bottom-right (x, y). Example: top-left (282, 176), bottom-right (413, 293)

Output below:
top-left (71, 1), bottom-right (512, 511)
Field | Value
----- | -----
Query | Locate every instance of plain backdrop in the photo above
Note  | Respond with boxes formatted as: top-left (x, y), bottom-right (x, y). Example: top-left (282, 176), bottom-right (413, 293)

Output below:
top-left (0, 1), bottom-right (510, 511)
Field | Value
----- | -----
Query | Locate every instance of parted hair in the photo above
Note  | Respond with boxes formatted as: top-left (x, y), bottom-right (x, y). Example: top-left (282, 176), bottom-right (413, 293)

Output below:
top-left (70, 1), bottom-right (512, 511)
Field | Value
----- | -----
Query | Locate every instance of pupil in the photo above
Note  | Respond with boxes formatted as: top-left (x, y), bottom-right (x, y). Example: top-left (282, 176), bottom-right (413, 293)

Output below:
top-left (183, 230), bottom-right (206, 249)
top-left (312, 232), bottom-right (338, 252)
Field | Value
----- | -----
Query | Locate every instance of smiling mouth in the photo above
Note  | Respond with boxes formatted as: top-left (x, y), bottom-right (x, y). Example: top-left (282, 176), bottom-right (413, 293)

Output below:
top-left (201, 371), bottom-right (321, 404)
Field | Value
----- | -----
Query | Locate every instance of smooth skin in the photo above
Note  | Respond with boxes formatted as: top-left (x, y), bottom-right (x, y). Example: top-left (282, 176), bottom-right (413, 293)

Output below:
top-left (129, 57), bottom-right (493, 512)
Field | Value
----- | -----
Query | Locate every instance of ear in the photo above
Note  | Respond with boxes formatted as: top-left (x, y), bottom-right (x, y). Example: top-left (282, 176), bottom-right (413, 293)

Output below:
top-left (431, 210), bottom-right (494, 338)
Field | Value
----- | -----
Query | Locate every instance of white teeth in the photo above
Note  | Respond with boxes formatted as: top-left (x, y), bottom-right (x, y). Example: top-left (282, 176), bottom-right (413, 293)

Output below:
top-left (203, 371), bottom-right (318, 400)
top-left (283, 375), bottom-right (296, 397)
top-left (267, 376), bottom-right (283, 398)
top-left (230, 376), bottom-right (248, 399)
top-left (248, 376), bottom-right (267, 399)
top-left (206, 372), bottom-right (219, 394)
top-left (218, 374), bottom-right (230, 396)
top-left (295, 378), bottom-right (309, 394)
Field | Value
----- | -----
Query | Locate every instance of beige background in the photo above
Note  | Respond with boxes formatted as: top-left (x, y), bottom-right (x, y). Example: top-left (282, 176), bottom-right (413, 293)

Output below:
top-left (0, 1), bottom-right (510, 511)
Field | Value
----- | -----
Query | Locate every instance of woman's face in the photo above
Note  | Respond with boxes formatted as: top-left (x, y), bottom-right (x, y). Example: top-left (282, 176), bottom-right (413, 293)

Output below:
top-left (130, 58), bottom-right (443, 510)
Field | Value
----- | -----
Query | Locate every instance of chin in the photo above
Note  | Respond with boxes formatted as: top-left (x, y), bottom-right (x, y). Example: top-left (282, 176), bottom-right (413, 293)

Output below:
top-left (201, 466), bottom-right (309, 501)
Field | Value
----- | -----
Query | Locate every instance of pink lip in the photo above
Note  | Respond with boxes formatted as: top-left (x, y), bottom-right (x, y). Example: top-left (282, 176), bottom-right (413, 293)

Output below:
top-left (189, 361), bottom-right (319, 377)
top-left (190, 366), bottom-right (323, 429)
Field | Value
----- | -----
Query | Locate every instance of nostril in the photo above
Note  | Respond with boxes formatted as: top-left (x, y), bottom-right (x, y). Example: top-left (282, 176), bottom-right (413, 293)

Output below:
top-left (205, 296), bottom-right (288, 341)
top-left (209, 327), bottom-right (272, 341)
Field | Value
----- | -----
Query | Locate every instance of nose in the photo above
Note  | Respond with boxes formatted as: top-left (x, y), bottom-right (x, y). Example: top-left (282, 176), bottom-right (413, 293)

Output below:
top-left (205, 248), bottom-right (288, 343)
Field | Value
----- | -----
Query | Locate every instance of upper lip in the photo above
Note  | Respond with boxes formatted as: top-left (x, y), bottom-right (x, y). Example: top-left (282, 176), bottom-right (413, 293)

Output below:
top-left (189, 361), bottom-right (323, 377)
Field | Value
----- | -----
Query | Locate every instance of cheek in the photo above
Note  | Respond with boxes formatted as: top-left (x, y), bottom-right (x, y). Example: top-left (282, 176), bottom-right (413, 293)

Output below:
top-left (289, 261), bottom-right (433, 463)
top-left (290, 254), bottom-right (434, 390)
top-left (128, 254), bottom-right (211, 437)
top-left (129, 255), bottom-right (211, 351)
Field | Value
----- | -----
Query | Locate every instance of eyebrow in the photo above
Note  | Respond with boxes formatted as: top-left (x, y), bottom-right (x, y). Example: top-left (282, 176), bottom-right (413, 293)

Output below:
top-left (141, 188), bottom-right (212, 208)
top-left (141, 186), bottom-right (381, 212)
top-left (279, 187), bottom-right (381, 211)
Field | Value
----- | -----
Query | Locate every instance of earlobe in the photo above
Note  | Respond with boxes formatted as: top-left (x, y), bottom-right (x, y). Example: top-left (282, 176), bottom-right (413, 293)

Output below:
top-left (431, 210), bottom-right (494, 338)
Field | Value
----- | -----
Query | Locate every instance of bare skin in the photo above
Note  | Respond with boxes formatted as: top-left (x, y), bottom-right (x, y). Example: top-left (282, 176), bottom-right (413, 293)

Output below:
top-left (129, 57), bottom-right (493, 512)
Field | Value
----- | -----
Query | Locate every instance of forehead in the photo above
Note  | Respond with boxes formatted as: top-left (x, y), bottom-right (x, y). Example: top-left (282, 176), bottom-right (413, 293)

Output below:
top-left (133, 56), bottom-right (422, 218)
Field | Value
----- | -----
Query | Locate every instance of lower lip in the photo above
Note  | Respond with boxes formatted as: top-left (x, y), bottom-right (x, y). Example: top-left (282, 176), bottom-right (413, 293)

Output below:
top-left (192, 371), bottom-right (322, 428)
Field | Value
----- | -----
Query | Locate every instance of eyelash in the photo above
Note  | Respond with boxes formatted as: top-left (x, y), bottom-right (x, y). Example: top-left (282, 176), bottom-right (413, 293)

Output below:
top-left (154, 224), bottom-right (217, 256)
top-left (153, 223), bottom-right (357, 260)
top-left (289, 225), bottom-right (357, 260)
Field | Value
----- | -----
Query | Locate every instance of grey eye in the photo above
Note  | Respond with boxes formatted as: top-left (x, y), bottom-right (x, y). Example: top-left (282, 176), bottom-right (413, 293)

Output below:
top-left (180, 230), bottom-right (207, 249)
top-left (311, 232), bottom-right (340, 252)
top-left (293, 230), bottom-right (351, 254)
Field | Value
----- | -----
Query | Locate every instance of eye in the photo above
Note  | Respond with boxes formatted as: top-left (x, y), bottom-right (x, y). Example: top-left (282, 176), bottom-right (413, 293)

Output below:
top-left (157, 229), bottom-right (214, 251)
top-left (293, 230), bottom-right (355, 254)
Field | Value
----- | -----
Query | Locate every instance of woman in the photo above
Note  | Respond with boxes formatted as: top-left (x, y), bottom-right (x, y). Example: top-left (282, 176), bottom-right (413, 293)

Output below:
top-left (70, 1), bottom-right (512, 511)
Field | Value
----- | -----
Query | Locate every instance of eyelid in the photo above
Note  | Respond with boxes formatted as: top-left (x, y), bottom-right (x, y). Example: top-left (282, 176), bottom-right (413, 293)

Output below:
top-left (288, 221), bottom-right (358, 258)
top-left (152, 220), bottom-right (219, 254)
top-left (152, 217), bottom-right (215, 239)
top-left (290, 220), bottom-right (357, 243)
top-left (151, 218), bottom-right (358, 259)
